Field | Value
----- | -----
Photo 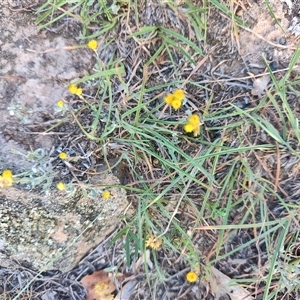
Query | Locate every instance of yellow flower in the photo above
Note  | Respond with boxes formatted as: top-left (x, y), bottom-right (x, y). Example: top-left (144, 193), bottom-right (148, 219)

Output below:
top-left (0, 169), bottom-right (13, 188)
top-left (102, 190), bottom-right (110, 200)
top-left (171, 99), bottom-right (182, 110)
top-left (164, 89), bottom-right (185, 110)
top-left (184, 114), bottom-right (201, 137)
top-left (94, 282), bottom-right (114, 300)
top-left (56, 182), bottom-right (66, 191)
top-left (186, 271), bottom-right (198, 283)
top-left (164, 93), bottom-right (174, 105)
top-left (56, 99), bottom-right (64, 107)
top-left (189, 114), bottom-right (199, 124)
top-left (68, 84), bottom-right (78, 94)
top-left (68, 84), bottom-right (82, 95)
top-left (183, 123), bottom-right (194, 133)
top-left (146, 235), bottom-right (163, 250)
top-left (59, 152), bottom-right (68, 160)
top-left (87, 39), bottom-right (98, 50)
top-left (76, 87), bottom-right (82, 95)
top-left (173, 89), bottom-right (185, 101)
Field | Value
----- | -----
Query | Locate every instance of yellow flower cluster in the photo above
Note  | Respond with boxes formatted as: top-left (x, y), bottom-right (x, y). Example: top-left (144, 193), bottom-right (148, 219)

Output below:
top-left (184, 114), bottom-right (201, 137)
top-left (68, 84), bottom-right (82, 96)
top-left (186, 271), bottom-right (198, 283)
top-left (87, 39), bottom-right (98, 51)
top-left (0, 169), bottom-right (13, 188)
top-left (164, 89), bottom-right (185, 110)
top-left (146, 235), bottom-right (163, 250)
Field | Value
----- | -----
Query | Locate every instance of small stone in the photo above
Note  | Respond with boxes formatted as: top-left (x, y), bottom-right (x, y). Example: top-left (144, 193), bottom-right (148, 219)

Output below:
top-left (279, 37), bottom-right (286, 45)
top-left (270, 61), bottom-right (278, 71)
top-left (266, 53), bottom-right (273, 61)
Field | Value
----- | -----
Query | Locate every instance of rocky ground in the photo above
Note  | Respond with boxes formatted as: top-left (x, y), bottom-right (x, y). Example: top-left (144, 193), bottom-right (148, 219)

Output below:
top-left (1, 0), bottom-right (300, 299)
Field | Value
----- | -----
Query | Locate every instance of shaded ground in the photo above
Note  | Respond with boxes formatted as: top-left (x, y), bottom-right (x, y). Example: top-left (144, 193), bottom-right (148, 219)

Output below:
top-left (1, 0), bottom-right (300, 299)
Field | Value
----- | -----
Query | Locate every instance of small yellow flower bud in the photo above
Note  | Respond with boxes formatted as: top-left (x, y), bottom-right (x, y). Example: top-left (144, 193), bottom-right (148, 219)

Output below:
top-left (102, 190), bottom-right (110, 199)
top-left (164, 94), bottom-right (174, 105)
top-left (56, 99), bottom-right (64, 107)
top-left (87, 39), bottom-right (98, 50)
top-left (76, 87), bottom-right (82, 95)
top-left (173, 89), bottom-right (185, 101)
top-left (59, 152), bottom-right (68, 160)
top-left (186, 271), bottom-right (198, 283)
top-left (0, 169), bottom-right (13, 188)
top-left (68, 84), bottom-right (78, 94)
top-left (56, 182), bottom-right (66, 191)
top-left (171, 99), bottom-right (182, 110)
top-left (184, 123), bottom-right (194, 133)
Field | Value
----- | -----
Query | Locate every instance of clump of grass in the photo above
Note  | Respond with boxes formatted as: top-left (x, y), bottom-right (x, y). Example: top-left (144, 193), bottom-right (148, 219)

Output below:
top-left (35, 0), bottom-right (123, 39)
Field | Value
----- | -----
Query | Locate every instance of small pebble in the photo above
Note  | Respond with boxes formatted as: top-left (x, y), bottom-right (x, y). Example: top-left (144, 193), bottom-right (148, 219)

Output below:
top-left (266, 53), bottom-right (273, 61)
top-left (270, 61), bottom-right (278, 71)
top-left (279, 37), bottom-right (286, 45)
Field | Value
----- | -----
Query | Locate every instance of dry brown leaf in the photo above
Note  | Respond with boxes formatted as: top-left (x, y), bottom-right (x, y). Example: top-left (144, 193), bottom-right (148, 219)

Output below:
top-left (209, 266), bottom-right (253, 300)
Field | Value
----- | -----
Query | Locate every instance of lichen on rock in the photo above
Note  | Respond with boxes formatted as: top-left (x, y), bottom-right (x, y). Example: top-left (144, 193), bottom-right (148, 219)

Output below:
top-left (0, 172), bottom-right (129, 273)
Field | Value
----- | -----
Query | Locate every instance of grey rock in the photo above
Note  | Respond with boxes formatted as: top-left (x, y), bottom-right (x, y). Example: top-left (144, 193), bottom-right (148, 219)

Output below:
top-left (0, 173), bottom-right (129, 273)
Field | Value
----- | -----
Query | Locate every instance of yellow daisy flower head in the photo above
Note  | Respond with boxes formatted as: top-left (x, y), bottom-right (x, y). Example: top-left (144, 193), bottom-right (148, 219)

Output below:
top-left (184, 113), bottom-right (201, 137)
top-left (164, 93), bottom-right (174, 105)
top-left (173, 89), bottom-right (185, 101)
top-left (59, 152), bottom-right (68, 160)
top-left (54, 99), bottom-right (68, 113)
top-left (171, 99), bottom-right (182, 110)
top-left (146, 235), bottom-right (163, 250)
top-left (68, 84), bottom-right (78, 94)
top-left (2, 169), bottom-right (13, 179)
top-left (75, 87), bottom-right (82, 96)
top-left (184, 123), bottom-right (194, 133)
top-left (56, 99), bottom-right (64, 107)
top-left (102, 190), bottom-right (110, 200)
top-left (87, 39), bottom-right (98, 50)
top-left (186, 271), bottom-right (198, 283)
top-left (0, 169), bottom-right (13, 188)
top-left (189, 114), bottom-right (200, 125)
top-left (56, 181), bottom-right (66, 191)
top-left (68, 84), bottom-right (82, 96)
